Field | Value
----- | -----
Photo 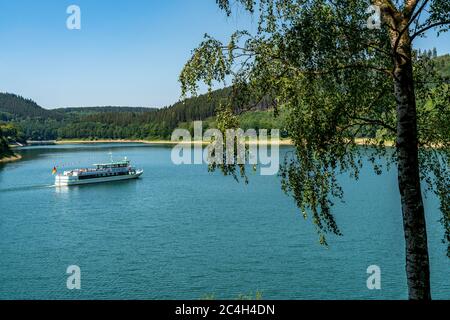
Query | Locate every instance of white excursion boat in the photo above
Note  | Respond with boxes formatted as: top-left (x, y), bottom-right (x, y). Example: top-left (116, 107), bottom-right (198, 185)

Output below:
top-left (54, 157), bottom-right (143, 186)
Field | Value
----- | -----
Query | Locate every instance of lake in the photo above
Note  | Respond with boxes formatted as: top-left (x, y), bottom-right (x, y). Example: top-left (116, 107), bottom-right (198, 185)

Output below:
top-left (0, 143), bottom-right (448, 299)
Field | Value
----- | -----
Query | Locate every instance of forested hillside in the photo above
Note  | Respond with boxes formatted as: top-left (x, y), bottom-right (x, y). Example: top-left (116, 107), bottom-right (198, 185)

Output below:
top-left (0, 87), bottom-right (257, 141)
top-left (0, 93), bottom-right (63, 121)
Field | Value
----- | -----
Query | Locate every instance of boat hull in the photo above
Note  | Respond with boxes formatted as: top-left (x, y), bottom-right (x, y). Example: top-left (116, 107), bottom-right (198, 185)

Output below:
top-left (55, 170), bottom-right (143, 186)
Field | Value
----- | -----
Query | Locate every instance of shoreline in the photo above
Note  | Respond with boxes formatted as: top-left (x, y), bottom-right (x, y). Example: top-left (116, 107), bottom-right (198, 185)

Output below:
top-left (0, 139), bottom-right (397, 164)
top-left (20, 138), bottom-right (397, 148)
top-left (54, 139), bottom-right (296, 146)
top-left (55, 138), bottom-right (395, 146)
top-left (0, 154), bottom-right (22, 163)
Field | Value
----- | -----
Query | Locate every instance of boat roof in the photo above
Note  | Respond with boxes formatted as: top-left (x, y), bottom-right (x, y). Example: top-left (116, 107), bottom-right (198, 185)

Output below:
top-left (93, 160), bottom-right (130, 166)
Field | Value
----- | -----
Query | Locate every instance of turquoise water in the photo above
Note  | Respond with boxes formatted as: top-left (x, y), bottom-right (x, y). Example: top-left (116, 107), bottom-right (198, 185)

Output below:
top-left (0, 143), bottom-right (448, 299)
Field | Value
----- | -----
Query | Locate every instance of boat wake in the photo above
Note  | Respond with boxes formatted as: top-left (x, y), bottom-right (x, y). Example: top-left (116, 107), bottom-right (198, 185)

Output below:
top-left (0, 184), bottom-right (55, 193)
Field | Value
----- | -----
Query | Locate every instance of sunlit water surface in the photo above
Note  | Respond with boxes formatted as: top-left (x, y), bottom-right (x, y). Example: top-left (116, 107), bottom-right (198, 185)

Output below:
top-left (0, 143), bottom-right (448, 299)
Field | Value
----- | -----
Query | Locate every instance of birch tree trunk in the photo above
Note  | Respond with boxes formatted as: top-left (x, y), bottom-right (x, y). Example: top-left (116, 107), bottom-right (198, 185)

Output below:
top-left (392, 27), bottom-right (431, 300)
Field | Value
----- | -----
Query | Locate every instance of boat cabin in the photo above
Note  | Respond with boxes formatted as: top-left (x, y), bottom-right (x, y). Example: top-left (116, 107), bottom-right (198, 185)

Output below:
top-left (93, 160), bottom-right (130, 170)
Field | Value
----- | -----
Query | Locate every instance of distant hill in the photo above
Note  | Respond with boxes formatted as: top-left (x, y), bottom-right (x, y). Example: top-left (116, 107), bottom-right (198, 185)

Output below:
top-left (0, 93), bottom-right (158, 120)
top-left (0, 93), bottom-right (63, 121)
top-left (55, 88), bottom-right (234, 140)
top-left (0, 87), bottom-right (236, 140)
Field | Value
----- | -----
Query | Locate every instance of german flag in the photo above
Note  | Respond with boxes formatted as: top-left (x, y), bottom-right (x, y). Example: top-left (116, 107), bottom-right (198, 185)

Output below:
top-left (52, 166), bottom-right (57, 175)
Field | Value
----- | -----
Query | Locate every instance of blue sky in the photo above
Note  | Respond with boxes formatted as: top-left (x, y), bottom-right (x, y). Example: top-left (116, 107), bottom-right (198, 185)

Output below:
top-left (0, 0), bottom-right (448, 109)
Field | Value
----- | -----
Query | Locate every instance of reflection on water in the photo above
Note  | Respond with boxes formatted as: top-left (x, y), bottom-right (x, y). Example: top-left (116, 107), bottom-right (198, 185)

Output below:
top-left (54, 185), bottom-right (70, 194)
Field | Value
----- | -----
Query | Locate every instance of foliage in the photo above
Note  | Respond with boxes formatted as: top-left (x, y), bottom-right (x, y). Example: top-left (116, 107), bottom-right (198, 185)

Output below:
top-left (179, 0), bottom-right (450, 253)
top-left (434, 54), bottom-right (450, 79)
top-left (0, 127), bottom-right (13, 158)
top-left (0, 122), bottom-right (26, 144)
